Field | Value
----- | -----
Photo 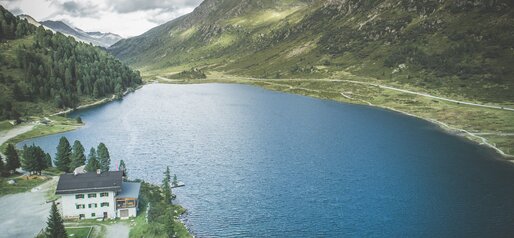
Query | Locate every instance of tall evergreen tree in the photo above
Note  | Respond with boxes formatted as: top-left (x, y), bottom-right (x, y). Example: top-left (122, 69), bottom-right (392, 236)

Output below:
top-left (97, 143), bottom-right (110, 172)
top-left (5, 143), bottom-right (21, 174)
top-left (119, 159), bottom-right (127, 178)
top-left (45, 202), bottom-right (67, 238)
top-left (0, 155), bottom-right (6, 177)
top-left (45, 153), bottom-right (52, 168)
top-left (85, 147), bottom-right (99, 172)
top-left (162, 166), bottom-right (172, 204)
top-left (70, 140), bottom-right (86, 169)
top-left (21, 144), bottom-right (47, 175)
top-left (55, 136), bottom-right (72, 172)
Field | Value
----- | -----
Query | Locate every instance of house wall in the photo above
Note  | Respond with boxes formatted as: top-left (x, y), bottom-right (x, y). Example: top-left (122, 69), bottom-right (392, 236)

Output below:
top-left (116, 207), bottom-right (137, 219)
top-left (61, 191), bottom-right (116, 219)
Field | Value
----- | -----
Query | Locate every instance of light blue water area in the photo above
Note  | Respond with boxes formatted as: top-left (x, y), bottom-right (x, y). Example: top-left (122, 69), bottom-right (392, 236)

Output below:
top-left (20, 83), bottom-right (514, 237)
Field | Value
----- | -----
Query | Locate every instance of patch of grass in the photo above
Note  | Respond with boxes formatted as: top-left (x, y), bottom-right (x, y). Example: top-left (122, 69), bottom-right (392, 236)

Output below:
top-left (0, 174), bottom-right (50, 196)
top-left (0, 120), bottom-right (14, 131)
top-left (65, 227), bottom-right (93, 238)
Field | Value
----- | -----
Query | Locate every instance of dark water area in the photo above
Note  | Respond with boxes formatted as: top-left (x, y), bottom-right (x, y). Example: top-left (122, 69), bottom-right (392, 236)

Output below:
top-left (20, 83), bottom-right (514, 237)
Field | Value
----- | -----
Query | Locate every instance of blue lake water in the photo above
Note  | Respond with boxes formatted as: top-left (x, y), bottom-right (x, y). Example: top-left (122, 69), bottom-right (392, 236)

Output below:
top-left (20, 83), bottom-right (514, 237)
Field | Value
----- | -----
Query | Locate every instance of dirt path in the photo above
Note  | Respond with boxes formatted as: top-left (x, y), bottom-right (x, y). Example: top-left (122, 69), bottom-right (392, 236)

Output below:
top-left (0, 124), bottom-right (34, 146)
top-left (51, 95), bottom-right (116, 116)
top-left (330, 79), bottom-right (514, 112)
top-left (241, 75), bottom-right (514, 112)
top-left (0, 124), bottom-right (34, 157)
top-left (105, 223), bottom-right (130, 238)
top-left (0, 176), bottom-right (57, 237)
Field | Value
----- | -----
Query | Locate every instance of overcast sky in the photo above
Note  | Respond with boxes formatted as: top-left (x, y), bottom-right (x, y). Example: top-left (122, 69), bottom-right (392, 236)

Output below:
top-left (0, 0), bottom-right (203, 37)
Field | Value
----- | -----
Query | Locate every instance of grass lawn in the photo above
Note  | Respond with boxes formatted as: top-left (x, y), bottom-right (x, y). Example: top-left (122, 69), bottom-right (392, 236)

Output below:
top-left (66, 227), bottom-right (93, 238)
top-left (0, 174), bottom-right (50, 196)
top-left (0, 120), bottom-right (14, 131)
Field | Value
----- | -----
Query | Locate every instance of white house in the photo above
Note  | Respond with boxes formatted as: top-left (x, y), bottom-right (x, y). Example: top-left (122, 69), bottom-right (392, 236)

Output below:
top-left (55, 170), bottom-right (140, 220)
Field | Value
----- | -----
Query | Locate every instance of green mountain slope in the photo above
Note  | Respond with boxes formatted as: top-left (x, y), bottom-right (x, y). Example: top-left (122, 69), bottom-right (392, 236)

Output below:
top-left (0, 6), bottom-right (142, 120)
top-left (110, 0), bottom-right (514, 103)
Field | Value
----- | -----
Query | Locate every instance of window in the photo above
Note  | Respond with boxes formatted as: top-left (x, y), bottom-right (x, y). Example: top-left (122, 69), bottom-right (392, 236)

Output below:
top-left (91, 213), bottom-right (96, 217)
top-left (75, 194), bottom-right (85, 199)
top-left (101, 202), bottom-right (109, 207)
top-left (100, 192), bottom-right (109, 197)
top-left (88, 203), bottom-right (97, 208)
top-left (88, 193), bottom-right (97, 198)
top-left (76, 204), bottom-right (85, 209)
top-left (79, 214), bottom-right (85, 219)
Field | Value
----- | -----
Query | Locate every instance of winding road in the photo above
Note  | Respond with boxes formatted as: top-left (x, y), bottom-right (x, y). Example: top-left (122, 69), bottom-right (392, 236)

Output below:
top-left (245, 77), bottom-right (514, 112)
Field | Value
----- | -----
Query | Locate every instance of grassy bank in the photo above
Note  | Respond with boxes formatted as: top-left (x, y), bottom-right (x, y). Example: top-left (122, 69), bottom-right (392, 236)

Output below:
top-left (0, 116), bottom-right (82, 152)
top-left (149, 71), bottom-right (514, 159)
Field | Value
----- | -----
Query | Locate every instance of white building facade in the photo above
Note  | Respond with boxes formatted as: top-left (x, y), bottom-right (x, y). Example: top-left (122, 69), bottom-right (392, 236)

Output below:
top-left (60, 191), bottom-right (117, 219)
top-left (56, 170), bottom-right (140, 220)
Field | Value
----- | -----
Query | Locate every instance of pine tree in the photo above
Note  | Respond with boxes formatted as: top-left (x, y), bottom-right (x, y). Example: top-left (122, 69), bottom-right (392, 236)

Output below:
top-left (21, 144), bottom-right (47, 175)
top-left (70, 140), bottom-right (86, 170)
top-left (0, 155), bottom-right (6, 177)
top-left (55, 136), bottom-right (72, 172)
top-left (173, 174), bottom-right (178, 187)
top-left (5, 143), bottom-right (21, 174)
top-left (85, 147), bottom-right (99, 172)
top-left (45, 153), bottom-right (52, 168)
top-left (119, 159), bottom-right (127, 178)
top-left (162, 166), bottom-right (172, 204)
top-left (97, 143), bottom-right (110, 172)
top-left (45, 202), bottom-right (67, 238)
top-left (21, 144), bottom-right (35, 174)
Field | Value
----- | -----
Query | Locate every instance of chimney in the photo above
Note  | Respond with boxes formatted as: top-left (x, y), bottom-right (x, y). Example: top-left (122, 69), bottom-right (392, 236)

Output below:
top-left (96, 169), bottom-right (101, 175)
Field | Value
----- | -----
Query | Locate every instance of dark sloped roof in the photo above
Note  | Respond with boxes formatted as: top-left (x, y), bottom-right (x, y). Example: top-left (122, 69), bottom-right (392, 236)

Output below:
top-left (56, 171), bottom-right (123, 195)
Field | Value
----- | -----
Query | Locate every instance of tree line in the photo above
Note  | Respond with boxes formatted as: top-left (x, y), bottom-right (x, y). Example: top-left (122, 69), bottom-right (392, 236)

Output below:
top-left (0, 136), bottom-right (116, 176)
top-left (0, 6), bottom-right (143, 120)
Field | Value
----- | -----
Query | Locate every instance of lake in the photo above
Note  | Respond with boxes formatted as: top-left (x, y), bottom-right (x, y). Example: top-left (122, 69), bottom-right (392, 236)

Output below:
top-left (20, 83), bottom-right (514, 237)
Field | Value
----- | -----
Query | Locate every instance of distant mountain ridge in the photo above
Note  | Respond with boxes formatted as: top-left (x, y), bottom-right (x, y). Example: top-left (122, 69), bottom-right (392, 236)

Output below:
top-left (40, 20), bottom-right (122, 48)
top-left (110, 0), bottom-right (514, 103)
top-left (18, 14), bottom-right (122, 48)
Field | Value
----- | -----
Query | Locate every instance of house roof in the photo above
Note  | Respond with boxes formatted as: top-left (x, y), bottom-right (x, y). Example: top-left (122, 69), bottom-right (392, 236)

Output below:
top-left (56, 171), bottom-right (123, 195)
top-left (117, 182), bottom-right (141, 199)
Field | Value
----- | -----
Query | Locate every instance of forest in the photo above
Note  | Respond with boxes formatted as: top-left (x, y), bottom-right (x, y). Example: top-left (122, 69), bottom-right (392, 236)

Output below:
top-left (0, 6), bottom-right (142, 120)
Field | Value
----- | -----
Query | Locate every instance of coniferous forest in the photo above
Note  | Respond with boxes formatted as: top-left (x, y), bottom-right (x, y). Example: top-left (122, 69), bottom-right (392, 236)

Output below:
top-left (0, 6), bottom-right (142, 120)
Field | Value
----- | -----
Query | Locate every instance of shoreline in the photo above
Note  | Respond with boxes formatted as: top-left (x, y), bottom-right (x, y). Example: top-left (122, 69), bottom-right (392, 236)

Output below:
top-left (151, 77), bottom-right (514, 159)
top-left (0, 85), bottom-right (145, 150)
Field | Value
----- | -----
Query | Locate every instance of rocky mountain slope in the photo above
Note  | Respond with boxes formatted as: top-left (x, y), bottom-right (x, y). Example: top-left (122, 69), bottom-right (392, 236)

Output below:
top-left (109, 0), bottom-right (514, 103)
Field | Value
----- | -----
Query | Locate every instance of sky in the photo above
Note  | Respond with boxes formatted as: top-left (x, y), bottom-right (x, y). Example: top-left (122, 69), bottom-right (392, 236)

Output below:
top-left (0, 0), bottom-right (204, 37)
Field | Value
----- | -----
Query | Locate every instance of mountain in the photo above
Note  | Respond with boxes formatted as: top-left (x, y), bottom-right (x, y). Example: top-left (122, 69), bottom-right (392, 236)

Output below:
top-left (0, 6), bottom-right (142, 120)
top-left (110, 0), bottom-right (514, 103)
top-left (18, 14), bottom-right (41, 27)
top-left (41, 20), bottom-right (123, 48)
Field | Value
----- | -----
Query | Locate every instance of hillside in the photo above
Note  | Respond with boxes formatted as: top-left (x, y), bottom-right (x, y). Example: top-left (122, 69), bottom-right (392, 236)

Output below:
top-left (110, 0), bottom-right (514, 103)
top-left (0, 6), bottom-right (142, 120)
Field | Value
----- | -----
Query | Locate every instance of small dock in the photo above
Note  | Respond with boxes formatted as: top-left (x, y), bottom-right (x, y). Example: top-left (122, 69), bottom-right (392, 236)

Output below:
top-left (172, 181), bottom-right (185, 188)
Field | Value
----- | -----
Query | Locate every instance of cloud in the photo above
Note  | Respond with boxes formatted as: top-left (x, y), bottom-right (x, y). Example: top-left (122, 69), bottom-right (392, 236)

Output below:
top-left (56, 1), bottom-right (100, 18)
top-left (0, 0), bottom-right (202, 37)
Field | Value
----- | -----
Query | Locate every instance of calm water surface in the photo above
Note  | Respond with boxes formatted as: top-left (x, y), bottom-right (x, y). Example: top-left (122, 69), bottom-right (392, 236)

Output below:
top-left (20, 84), bottom-right (514, 237)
